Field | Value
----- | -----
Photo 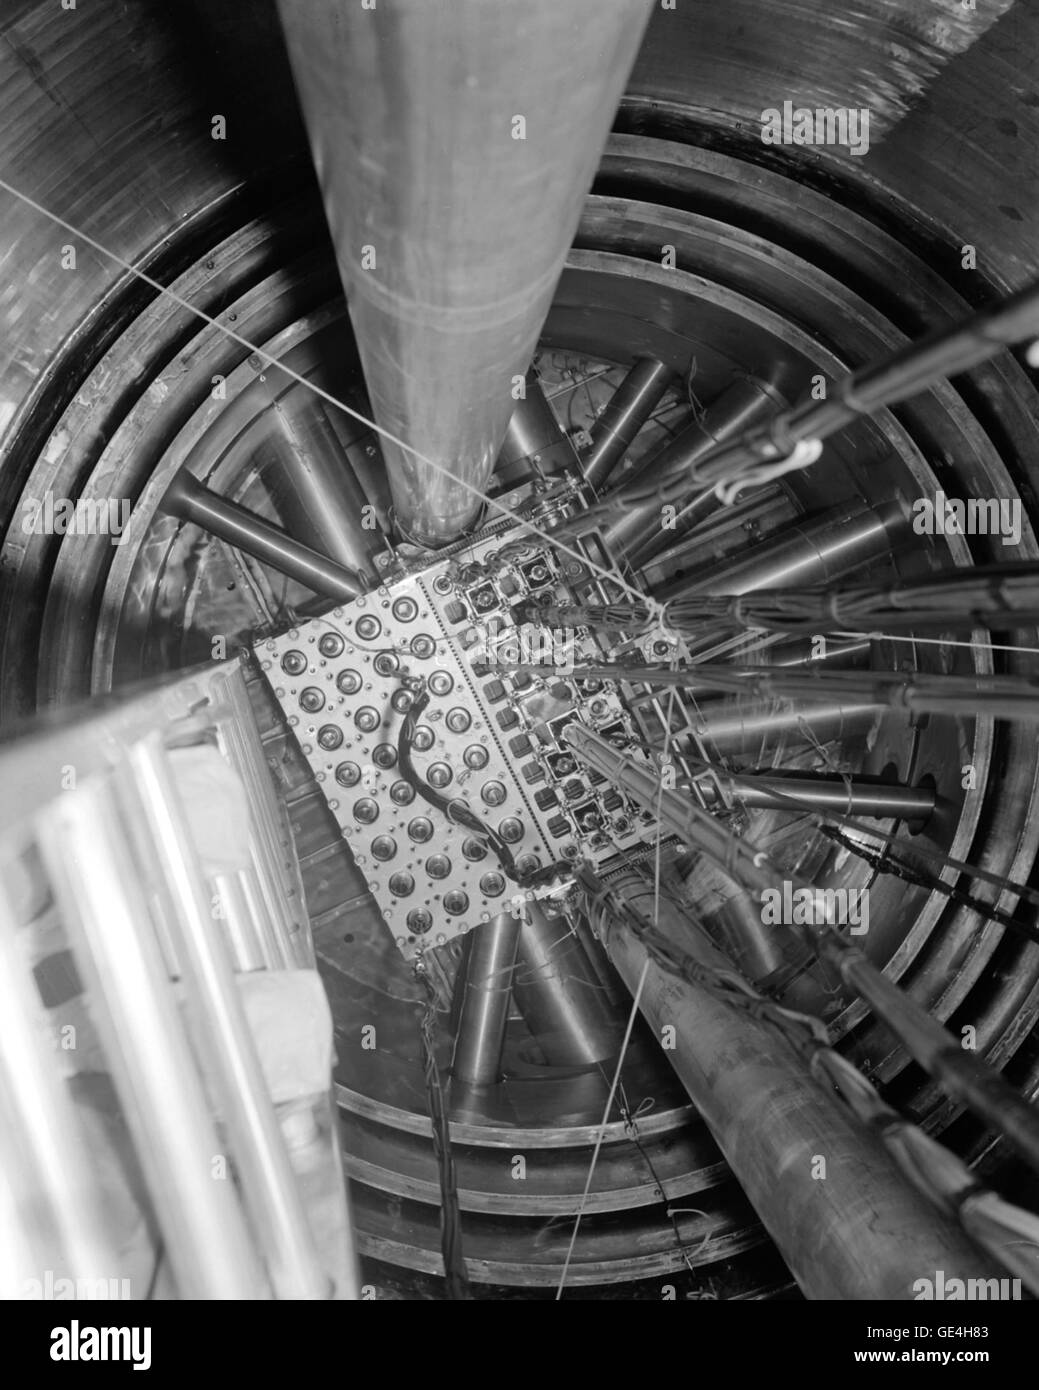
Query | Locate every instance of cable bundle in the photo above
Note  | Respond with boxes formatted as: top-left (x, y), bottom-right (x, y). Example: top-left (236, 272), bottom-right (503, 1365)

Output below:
top-left (662, 563), bottom-right (1039, 636)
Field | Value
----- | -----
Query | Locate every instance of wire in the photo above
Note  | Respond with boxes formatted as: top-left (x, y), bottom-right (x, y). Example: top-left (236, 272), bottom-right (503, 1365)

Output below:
top-left (615, 1081), bottom-right (705, 1278)
top-left (545, 658), bottom-right (1039, 724)
top-left (662, 564), bottom-right (1039, 636)
top-left (580, 868), bottom-right (1039, 1296)
top-left (397, 683), bottom-right (520, 880)
top-left (836, 630), bottom-right (1039, 657)
top-left (415, 963), bottom-right (470, 1299)
top-left (0, 175), bottom-right (654, 616)
top-left (674, 744), bottom-right (1039, 921)
top-left (554, 957), bottom-right (650, 1299)
top-left (817, 824), bottom-right (1039, 950)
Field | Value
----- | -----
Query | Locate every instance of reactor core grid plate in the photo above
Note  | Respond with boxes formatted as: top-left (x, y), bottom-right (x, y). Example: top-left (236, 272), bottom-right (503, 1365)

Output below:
top-left (259, 526), bottom-right (664, 959)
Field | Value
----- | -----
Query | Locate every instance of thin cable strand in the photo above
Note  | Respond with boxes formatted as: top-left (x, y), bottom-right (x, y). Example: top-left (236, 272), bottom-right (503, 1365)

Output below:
top-left (0, 176), bottom-right (657, 615)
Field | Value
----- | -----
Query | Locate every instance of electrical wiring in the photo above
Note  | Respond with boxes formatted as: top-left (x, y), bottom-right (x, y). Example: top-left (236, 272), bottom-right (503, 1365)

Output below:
top-left (580, 867), bottom-right (1039, 1296)
top-left (397, 684), bottom-right (521, 880)
top-left (414, 961), bottom-right (471, 1300)
top-left (662, 563), bottom-right (1039, 636)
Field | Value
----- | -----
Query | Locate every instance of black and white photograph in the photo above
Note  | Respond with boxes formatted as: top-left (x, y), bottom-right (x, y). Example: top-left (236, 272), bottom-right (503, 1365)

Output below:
top-left (0, 0), bottom-right (1037, 1359)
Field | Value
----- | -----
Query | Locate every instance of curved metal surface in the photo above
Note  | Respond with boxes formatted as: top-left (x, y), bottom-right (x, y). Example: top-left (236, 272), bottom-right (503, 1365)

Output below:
top-left (1, 0), bottom-right (1039, 1299)
top-left (276, 0), bottom-right (654, 544)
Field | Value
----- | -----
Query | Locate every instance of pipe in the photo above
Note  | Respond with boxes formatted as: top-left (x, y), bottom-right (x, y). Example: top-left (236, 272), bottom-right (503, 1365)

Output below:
top-left (0, 879), bottom-right (119, 1293)
top-left (599, 872), bottom-right (998, 1300)
top-left (654, 500), bottom-right (908, 602)
top-left (603, 375), bottom-right (783, 559)
top-left (276, 0), bottom-right (655, 545)
top-left (451, 910), bottom-right (522, 1088)
top-left (688, 772), bottom-right (935, 824)
top-left (212, 668), bottom-right (311, 970)
top-left (494, 371), bottom-right (576, 489)
top-left (163, 471), bottom-right (363, 603)
top-left (771, 634), bottom-right (873, 668)
top-left (261, 401), bottom-right (387, 583)
top-left (643, 693), bottom-right (882, 761)
top-left (636, 486), bottom-right (797, 590)
top-left (124, 740), bottom-right (329, 1299)
top-left (628, 638), bottom-right (880, 759)
top-left (676, 856), bottom-right (789, 983)
top-left (570, 722), bottom-right (1039, 1181)
top-left (511, 903), bottom-right (623, 1066)
top-left (36, 776), bottom-right (269, 1299)
top-left (689, 280), bottom-right (1039, 492)
top-left (582, 357), bottom-right (672, 490)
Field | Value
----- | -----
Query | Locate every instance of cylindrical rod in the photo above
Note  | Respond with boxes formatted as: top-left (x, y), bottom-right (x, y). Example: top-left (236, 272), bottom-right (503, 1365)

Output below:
top-left (36, 778), bottom-right (269, 1299)
top-left (625, 634), bottom-right (874, 752)
top-left (599, 872), bottom-right (997, 1300)
top-left (494, 370), bottom-right (576, 489)
top-left (654, 501), bottom-right (908, 602)
top-left (276, 0), bottom-right (655, 545)
top-left (261, 401), bottom-right (387, 584)
top-left (692, 864), bottom-right (790, 983)
top-left (124, 739), bottom-right (329, 1299)
top-left (653, 697), bottom-right (883, 760)
top-left (451, 910), bottom-right (522, 1088)
top-left (164, 471), bottom-right (363, 603)
top-left (635, 486), bottom-right (795, 592)
top-left (511, 903), bottom-right (623, 1066)
top-left (213, 668), bottom-right (310, 969)
top-left (689, 772), bottom-right (935, 824)
top-left (212, 871), bottom-right (269, 974)
top-left (571, 722), bottom-right (1039, 1180)
top-left (0, 881), bottom-right (119, 1293)
top-left (582, 357), bottom-right (672, 490)
top-left (603, 375), bottom-right (783, 558)
top-left (771, 634), bottom-right (873, 668)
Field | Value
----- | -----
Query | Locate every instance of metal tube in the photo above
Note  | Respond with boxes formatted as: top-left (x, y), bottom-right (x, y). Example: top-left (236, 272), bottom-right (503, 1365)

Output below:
top-left (676, 632), bottom-right (873, 679)
top-left (689, 772), bottom-right (935, 824)
top-left (681, 858), bottom-right (788, 982)
top-left (214, 668), bottom-right (313, 968)
top-left (237, 864), bottom-right (294, 973)
top-left (163, 471), bottom-right (363, 603)
top-left (692, 281), bottom-right (1039, 490)
top-left (451, 910), bottom-right (522, 1088)
top-left (655, 500), bottom-right (908, 602)
top-left (512, 903), bottom-right (623, 1066)
top-left (772, 634), bottom-right (873, 668)
top-left (124, 738), bottom-right (329, 1299)
top-left (0, 878), bottom-right (119, 1292)
top-left (582, 357), bottom-right (672, 490)
top-left (260, 401), bottom-right (387, 583)
top-left (570, 909), bottom-right (627, 1008)
top-left (36, 778), bottom-right (269, 1299)
top-left (276, 0), bottom-right (655, 545)
top-left (604, 375), bottom-right (783, 558)
top-left (213, 871), bottom-right (269, 974)
top-left (494, 370), bottom-right (576, 489)
top-left (600, 872), bottom-right (998, 1300)
top-left (570, 723), bottom-right (1039, 1183)
top-left (640, 690), bottom-right (881, 759)
top-left (635, 485), bottom-right (796, 591)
